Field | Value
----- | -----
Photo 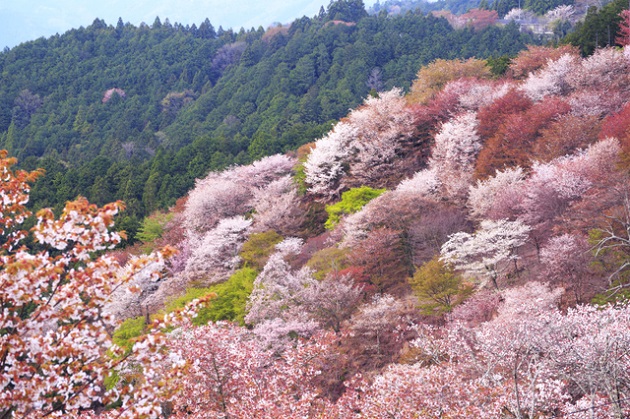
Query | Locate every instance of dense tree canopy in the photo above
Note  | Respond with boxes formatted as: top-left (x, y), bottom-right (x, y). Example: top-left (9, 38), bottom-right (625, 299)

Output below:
top-left (0, 0), bottom-right (536, 241)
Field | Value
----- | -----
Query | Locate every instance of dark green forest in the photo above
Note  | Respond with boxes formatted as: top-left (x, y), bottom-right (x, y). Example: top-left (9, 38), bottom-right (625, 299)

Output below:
top-left (0, 0), bottom-right (538, 241)
top-left (563, 0), bottom-right (629, 55)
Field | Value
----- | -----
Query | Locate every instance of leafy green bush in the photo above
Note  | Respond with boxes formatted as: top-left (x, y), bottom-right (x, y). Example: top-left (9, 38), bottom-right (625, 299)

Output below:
top-left (306, 247), bottom-right (350, 280)
top-left (240, 231), bottom-right (283, 270)
top-left (112, 316), bottom-right (146, 353)
top-left (325, 186), bottom-right (386, 229)
top-left (592, 282), bottom-right (630, 306)
top-left (408, 256), bottom-right (473, 316)
top-left (165, 267), bottom-right (258, 326)
top-left (165, 287), bottom-right (215, 313)
top-left (199, 267), bottom-right (258, 325)
top-left (136, 211), bottom-right (173, 252)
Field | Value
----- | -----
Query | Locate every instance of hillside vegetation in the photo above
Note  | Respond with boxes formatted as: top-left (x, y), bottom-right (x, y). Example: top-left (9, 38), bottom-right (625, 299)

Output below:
top-left (4, 36), bottom-right (630, 416)
top-left (0, 0), bottom-right (535, 240)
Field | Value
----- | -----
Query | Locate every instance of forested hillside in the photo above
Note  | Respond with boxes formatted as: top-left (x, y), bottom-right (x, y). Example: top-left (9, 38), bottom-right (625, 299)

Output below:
top-left (4, 38), bottom-right (630, 417)
top-left (0, 0), bottom-right (535, 239)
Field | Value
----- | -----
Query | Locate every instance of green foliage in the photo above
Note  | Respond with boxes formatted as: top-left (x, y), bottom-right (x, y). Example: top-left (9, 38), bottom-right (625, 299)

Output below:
top-left (104, 371), bottom-right (120, 392)
top-left (591, 280), bottom-right (630, 306)
top-left (197, 267), bottom-right (258, 326)
top-left (563, 0), bottom-right (628, 55)
top-left (165, 287), bottom-right (215, 313)
top-left (136, 211), bottom-right (173, 248)
top-left (325, 186), bottom-right (386, 229)
top-left (589, 228), bottom-right (630, 306)
top-left (306, 247), bottom-right (350, 280)
top-left (0, 8), bottom-right (536, 238)
top-left (486, 55), bottom-right (512, 77)
top-left (166, 267), bottom-right (258, 326)
top-left (409, 256), bottom-right (473, 316)
top-left (112, 316), bottom-right (146, 353)
top-left (294, 161), bottom-right (309, 195)
top-left (240, 231), bottom-right (283, 270)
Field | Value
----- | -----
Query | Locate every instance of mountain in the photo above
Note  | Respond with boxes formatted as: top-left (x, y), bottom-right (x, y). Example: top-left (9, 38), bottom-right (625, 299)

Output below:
top-left (0, 0), bottom-right (535, 241)
top-left (4, 39), bottom-right (630, 416)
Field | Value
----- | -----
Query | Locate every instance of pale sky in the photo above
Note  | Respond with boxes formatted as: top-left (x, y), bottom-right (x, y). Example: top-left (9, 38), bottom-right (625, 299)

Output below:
top-left (0, 0), bottom-right (378, 50)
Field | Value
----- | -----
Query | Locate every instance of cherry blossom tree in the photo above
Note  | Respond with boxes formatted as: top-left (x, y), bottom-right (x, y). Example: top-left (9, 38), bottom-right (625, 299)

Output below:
top-left (303, 121), bottom-right (357, 198)
top-left (346, 88), bottom-right (416, 186)
top-left (251, 175), bottom-right (304, 235)
top-left (546, 4), bottom-right (575, 23)
top-left (449, 289), bottom-right (502, 327)
top-left (335, 361), bottom-right (505, 418)
top-left (508, 45), bottom-right (579, 79)
top-left (299, 274), bottom-right (363, 333)
top-left (245, 239), bottom-right (320, 348)
top-left (546, 304), bottom-right (630, 418)
top-left (184, 216), bottom-right (251, 284)
top-left (183, 154), bottom-right (294, 236)
top-left (456, 8), bottom-right (499, 31)
top-left (102, 88), bottom-right (126, 103)
top-left (246, 238), bottom-right (363, 346)
top-left (167, 322), bottom-right (336, 418)
top-left (453, 79), bottom-right (511, 111)
top-left (394, 168), bottom-right (441, 201)
top-left (183, 174), bottom-right (252, 237)
top-left (0, 151), bottom-right (175, 418)
top-left (540, 233), bottom-right (593, 302)
top-left (469, 283), bottom-right (567, 418)
top-left (568, 47), bottom-right (630, 93)
top-left (227, 153), bottom-right (296, 190)
top-left (468, 166), bottom-right (526, 220)
top-left (429, 111), bottom-right (482, 200)
top-left (520, 53), bottom-right (577, 102)
top-left (304, 88), bottom-right (418, 196)
top-left (519, 138), bottom-right (621, 248)
top-left (440, 219), bottom-right (531, 289)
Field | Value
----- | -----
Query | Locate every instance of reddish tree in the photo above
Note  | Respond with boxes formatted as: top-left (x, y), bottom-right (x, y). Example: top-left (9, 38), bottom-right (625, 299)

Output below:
top-left (616, 10), bottom-right (630, 46)
top-left (600, 102), bottom-right (630, 170)
top-left (508, 45), bottom-right (580, 79)
top-left (600, 102), bottom-right (630, 141)
top-left (458, 8), bottom-right (499, 31)
top-left (346, 294), bottom-right (416, 370)
top-left (350, 227), bottom-right (412, 296)
top-left (533, 114), bottom-right (601, 162)
top-left (408, 204), bottom-right (469, 265)
top-left (475, 96), bottom-right (571, 178)
top-left (477, 88), bottom-right (532, 141)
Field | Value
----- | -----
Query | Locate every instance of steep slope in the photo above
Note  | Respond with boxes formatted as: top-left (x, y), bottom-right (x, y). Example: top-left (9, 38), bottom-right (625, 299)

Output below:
top-left (0, 0), bottom-right (535, 237)
top-left (4, 41), bottom-right (630, 417)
